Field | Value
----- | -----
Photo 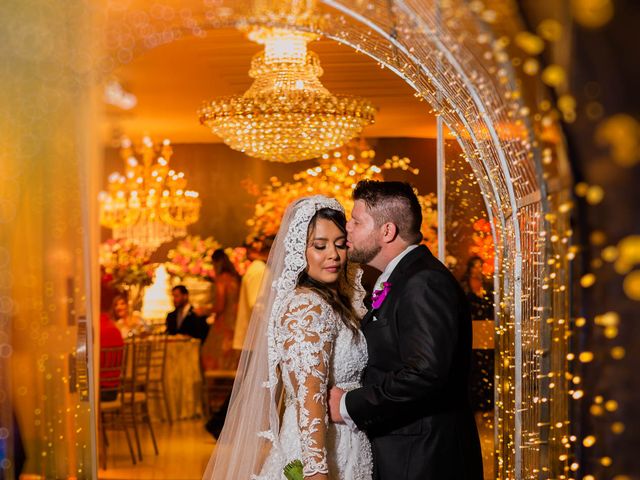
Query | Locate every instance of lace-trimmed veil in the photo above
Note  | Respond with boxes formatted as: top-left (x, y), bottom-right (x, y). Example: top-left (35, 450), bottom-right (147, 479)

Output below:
top-left (203, 195), bottom-right (365, 479)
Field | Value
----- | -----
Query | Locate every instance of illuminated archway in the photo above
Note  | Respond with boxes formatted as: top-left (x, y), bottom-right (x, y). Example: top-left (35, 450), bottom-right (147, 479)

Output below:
top-left (105, 1), bottom-right (574, 477)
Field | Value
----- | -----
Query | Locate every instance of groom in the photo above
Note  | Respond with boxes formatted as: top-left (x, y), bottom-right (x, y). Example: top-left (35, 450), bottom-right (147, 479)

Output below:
top-left (329, 180), bottom-right (483, 479)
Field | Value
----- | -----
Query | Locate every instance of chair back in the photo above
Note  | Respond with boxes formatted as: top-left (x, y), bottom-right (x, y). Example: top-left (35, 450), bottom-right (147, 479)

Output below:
top-left (130, 338), bottom-right (152, 392)
top-left (148, 335), bottom-right (168, 383)
top-left (99, 344), bottom-right (127, 399)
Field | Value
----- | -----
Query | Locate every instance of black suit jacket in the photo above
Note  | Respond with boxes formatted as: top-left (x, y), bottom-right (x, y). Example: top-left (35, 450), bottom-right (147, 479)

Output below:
top-left (165, 306), bottom-right (209, 342)
top-left (346, 245), bottom-right (483, 480)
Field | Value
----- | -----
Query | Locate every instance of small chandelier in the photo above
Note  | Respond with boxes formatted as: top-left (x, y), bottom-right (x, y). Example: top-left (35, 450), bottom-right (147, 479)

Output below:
top-left (99, 137), bottom-right (201, 251)
top-left (199, 27), bottom-right (377, 163)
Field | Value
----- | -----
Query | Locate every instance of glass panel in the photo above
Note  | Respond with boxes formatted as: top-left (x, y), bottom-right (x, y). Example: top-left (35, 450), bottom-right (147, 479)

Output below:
top-left (444, 138), bottom-right (496, 478)
top-left (0, 2), bottom-right (98, 479)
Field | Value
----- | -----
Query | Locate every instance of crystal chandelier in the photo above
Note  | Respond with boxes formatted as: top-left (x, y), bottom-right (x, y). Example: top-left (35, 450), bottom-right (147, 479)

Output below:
top-left (199, 27), bottom-right (377, 162)
top-left (99, 137), bottom-right (201, 252)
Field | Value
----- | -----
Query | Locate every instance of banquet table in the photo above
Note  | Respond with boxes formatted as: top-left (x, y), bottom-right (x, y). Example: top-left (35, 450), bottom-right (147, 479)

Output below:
top-left (148, 336), bottom-right (203, 421)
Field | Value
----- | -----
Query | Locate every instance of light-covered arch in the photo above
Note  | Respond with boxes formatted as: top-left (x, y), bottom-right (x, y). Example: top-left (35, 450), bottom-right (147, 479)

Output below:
top-left (104, 1), bottom-right (573, 477)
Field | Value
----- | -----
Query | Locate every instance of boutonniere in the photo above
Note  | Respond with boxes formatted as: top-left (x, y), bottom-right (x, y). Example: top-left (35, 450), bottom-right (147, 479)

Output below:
top-left (371, 282), bottom-right (392, 309)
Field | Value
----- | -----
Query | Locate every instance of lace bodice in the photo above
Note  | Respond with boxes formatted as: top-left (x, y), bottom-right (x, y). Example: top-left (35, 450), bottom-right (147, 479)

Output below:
top-left (273, 289), bottom-right (369, 478)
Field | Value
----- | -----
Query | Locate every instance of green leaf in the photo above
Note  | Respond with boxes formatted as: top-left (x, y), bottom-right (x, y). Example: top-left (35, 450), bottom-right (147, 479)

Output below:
top-left (283, 459), bottom-right (304, 480)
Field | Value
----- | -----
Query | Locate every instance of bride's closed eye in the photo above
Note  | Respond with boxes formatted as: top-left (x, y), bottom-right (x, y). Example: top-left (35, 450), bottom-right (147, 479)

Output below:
top-left (312, 241), bottom-right (347, 250)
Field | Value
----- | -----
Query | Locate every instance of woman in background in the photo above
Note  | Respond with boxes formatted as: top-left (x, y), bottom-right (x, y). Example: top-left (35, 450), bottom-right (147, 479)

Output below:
top-left (112, 294), bottom-right (144, 338)
top-left (460, 256), bottom-right (494, 413)
top-left (201, 249), bottom-right (240, 371)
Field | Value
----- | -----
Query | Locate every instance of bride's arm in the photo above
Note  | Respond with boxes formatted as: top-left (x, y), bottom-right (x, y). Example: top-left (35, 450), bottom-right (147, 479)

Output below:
top-left (281, 294), bottom-right (334, 479)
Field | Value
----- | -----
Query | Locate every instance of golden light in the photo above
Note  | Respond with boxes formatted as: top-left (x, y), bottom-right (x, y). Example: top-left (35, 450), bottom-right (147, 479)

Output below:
top-left (611, 346), bottom-right (626, 359)
top-left (623, 270), bottom-right (640, 300)
top-left (611, 422), bottom-right (625, 434)
top-left (580, 274), bottom-right (596, 288)
top-left (579, 351), bottom-right (594, 363)
top-left (571, 0), bottom-right (615, 29)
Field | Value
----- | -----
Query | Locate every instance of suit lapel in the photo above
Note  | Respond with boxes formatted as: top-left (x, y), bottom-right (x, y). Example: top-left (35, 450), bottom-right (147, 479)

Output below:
top-left (361, 307), bottom-right (376, 329)
top-left (360, 245), bottom-right (431, 330)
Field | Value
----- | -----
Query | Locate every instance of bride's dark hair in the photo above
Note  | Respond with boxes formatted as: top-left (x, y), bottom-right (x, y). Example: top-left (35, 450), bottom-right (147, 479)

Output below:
top-left (297, 207), bottom-right (359, 333)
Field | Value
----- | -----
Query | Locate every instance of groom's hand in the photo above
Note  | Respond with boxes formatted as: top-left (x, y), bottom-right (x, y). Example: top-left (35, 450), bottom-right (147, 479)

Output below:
top-left (328, 386), bottom-right (345, 423)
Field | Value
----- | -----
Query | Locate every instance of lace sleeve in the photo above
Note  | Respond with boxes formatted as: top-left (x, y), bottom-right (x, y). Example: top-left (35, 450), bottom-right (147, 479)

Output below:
top-left (279, 292), bottom-right (335, 477)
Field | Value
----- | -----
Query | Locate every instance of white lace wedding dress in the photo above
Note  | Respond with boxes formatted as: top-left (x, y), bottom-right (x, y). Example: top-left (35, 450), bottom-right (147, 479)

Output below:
top-left (255, 289), bottom-right (373, 480)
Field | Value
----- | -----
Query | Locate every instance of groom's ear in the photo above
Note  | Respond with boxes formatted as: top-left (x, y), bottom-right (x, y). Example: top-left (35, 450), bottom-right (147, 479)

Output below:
top-left (381, 222), bottom-right (399, 243)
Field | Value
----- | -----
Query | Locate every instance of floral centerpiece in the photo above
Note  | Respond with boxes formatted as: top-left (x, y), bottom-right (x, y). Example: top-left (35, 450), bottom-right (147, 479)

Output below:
top-left (99, 239), bottom-right (157, 311)
top-left (224, 246), bottom-right (252, 276)
top-left (244, 138), bottom-right (440, 252)
top-left (166, 235), bottom-right (222, 309)
top-left (166, 235), bottom-right (221, 282)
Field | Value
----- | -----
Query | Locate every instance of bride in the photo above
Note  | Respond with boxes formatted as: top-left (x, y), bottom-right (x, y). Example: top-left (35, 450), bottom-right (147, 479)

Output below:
top-left (203, 196), bottom-right (372, 479)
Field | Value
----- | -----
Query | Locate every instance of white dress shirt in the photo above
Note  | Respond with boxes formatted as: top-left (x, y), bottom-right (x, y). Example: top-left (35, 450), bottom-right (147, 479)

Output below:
top-left (340, 244), bottom-right (419, 430)
top-left (176, 303), bottom-right (192, 330)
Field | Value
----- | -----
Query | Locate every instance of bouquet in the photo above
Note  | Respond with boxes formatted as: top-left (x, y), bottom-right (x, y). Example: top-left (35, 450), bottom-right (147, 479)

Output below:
top-left (166, 235), bottom-right (221, 281)
top-left (283, 460), bottom-right (304, 480)
top-left (99, 239), bottom-right (156, 290)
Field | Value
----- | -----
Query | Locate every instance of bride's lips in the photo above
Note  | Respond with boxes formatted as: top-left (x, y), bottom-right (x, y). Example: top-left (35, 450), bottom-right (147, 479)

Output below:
top-left (324, 266), bottom-right (340, 273)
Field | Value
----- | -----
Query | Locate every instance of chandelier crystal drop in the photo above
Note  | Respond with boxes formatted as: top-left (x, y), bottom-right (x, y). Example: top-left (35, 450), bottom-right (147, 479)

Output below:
top-left (99, 137), bottom-right (201, 252)
top-left (199, 27), bottom-right (377, 163)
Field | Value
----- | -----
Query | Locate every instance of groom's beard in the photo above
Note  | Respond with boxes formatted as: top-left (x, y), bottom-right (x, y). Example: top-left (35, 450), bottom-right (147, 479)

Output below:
top-left (348, 242), bottom-right (382, 265)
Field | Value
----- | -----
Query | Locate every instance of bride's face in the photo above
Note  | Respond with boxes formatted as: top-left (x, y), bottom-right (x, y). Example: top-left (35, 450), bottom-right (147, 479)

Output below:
top-left (305, 218), bottom-right (348, 286)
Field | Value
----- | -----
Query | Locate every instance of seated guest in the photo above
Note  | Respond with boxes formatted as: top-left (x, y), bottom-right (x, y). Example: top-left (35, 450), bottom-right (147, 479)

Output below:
top-left (100, 312), bottom-right (125, 401)
top-left (112, 294), bottom-right (143, 338)
top-left (165, 285), bottom-right (209, 341)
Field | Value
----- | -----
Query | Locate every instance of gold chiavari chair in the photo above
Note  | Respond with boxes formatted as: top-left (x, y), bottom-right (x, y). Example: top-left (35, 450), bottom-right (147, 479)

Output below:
top-left (99, 344), bottom-right (136, 468)
top-left (146, 334), bottom-right (172, 424)
top-left (123, 337), bottom-right (159, 460)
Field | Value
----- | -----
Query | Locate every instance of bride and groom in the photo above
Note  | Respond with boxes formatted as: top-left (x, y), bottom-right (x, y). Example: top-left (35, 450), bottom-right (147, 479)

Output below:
top-left (204, 180), bottom-right (483, 479)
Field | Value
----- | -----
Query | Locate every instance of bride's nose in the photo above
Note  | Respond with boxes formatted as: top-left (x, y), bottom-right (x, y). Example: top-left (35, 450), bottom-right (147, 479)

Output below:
top-left (327, 243), bottom-right (339, 259)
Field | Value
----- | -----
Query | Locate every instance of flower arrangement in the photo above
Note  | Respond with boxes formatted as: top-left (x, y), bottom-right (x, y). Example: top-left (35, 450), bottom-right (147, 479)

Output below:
top-left (244, 139), bottom-right (439, 250)
top-left (469, 218), bottom-right (495, 276)
top-left (166, 235), bottom-right (222, 281)
top-left (99, 239), bottom-right (156, 290)
top-left (224, 246), bottom-right (252, 276)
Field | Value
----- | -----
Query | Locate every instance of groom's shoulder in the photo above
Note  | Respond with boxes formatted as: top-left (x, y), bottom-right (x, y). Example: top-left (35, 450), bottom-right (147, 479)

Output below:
top-left (401, 251), bottom-right (461, 289)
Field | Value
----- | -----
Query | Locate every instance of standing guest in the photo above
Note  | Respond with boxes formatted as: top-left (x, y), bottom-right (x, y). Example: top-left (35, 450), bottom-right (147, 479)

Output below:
top-left (201, 249), bottom-right (241, 371)
top-left (112, 294), bottom-right (143, 338)
top-left (99, 312), bottom-right (125, 401)
top-left (205, 238), bottom-right (272, 439)
top-left (231, 238), bottom-right (271, 351)
top-left (165, 285), bottom-right (209, 341)
top-left (460, 256), bottom-right (494, 320)
top-left (460, 256), bottom-right (495, 413)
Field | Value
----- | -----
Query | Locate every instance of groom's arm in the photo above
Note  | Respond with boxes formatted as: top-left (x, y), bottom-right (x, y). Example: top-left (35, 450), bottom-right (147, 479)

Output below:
top-left (345, 269), bottom-right (461, 432)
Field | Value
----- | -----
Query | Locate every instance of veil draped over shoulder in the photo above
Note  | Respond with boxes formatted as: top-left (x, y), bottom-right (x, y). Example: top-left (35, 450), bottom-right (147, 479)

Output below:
top-left (203, 195), bottom-right (364, 479)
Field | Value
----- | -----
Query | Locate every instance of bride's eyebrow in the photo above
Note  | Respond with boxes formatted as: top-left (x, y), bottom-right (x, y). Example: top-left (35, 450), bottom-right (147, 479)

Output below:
top-left (312, 235), bottom-right (346, 241)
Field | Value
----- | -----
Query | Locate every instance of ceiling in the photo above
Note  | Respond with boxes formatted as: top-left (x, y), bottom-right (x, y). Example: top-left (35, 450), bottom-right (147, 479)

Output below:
top-left (104, 27), bottom-right (438, 144)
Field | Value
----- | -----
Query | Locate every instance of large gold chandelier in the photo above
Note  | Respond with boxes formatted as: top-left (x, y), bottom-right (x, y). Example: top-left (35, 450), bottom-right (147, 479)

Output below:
top-left (99, 137), bottom-right (201, 251)
top-left (199, 27), bottom-right (377, 162)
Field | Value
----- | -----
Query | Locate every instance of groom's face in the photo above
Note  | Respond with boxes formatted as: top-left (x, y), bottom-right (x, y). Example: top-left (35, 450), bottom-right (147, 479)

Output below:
top-left (346, 200), bottom-right (382, 265)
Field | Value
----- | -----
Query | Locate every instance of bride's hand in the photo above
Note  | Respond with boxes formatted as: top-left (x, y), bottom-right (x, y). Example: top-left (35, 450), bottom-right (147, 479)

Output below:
top-left (306, 474), bottom-right (328, 480)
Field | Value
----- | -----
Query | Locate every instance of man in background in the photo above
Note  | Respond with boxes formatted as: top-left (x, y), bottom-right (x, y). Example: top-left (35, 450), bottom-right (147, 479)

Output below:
top-left (165, 285), bottom-right (209, 342)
